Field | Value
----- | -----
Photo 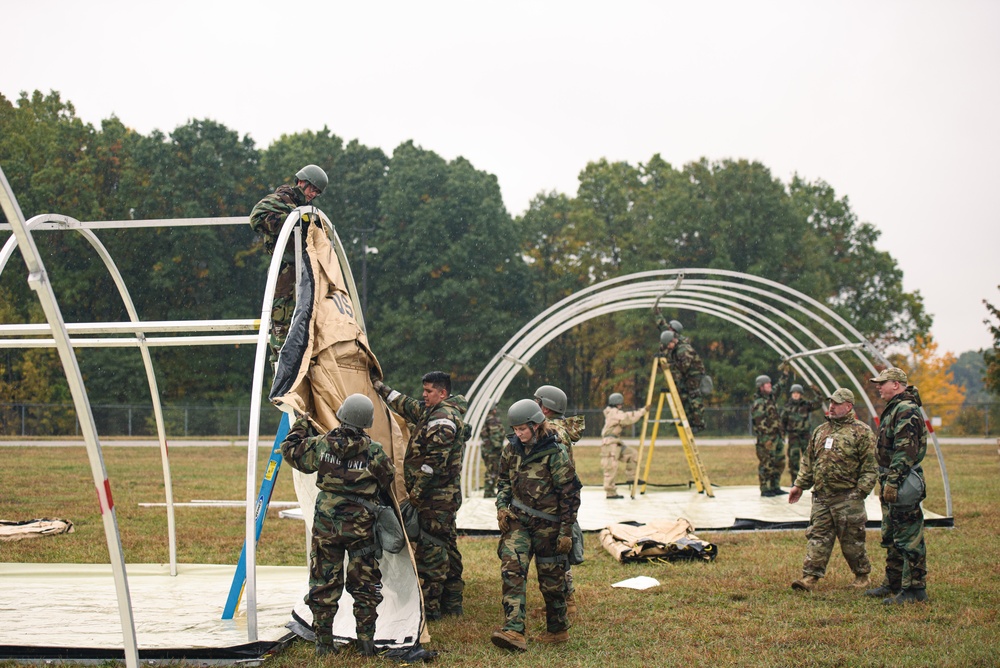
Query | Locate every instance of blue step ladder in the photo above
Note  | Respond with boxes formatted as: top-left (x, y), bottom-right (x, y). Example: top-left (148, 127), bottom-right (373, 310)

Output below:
top-left (222, 413), bottom-right (291, 619)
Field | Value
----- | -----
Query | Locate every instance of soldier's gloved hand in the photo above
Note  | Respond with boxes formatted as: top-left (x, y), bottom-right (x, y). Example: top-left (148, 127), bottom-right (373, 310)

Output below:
top-left (555, 535), bottom-right (573, 555)
top-left (497, 507), bottom-right (516, 533)
top-left (882, 483), bottom-right (898, 504)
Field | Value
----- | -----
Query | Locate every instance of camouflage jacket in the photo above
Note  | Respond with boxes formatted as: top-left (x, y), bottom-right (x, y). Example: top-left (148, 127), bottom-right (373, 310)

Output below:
top-left (380, 387), bottom-right (468, 511)
top-left (751, 387), bottom-right (783, 438)
top-left (780, 390), bottom-right (823, 434)
top-left (479, 412), bottom-right (505, 454)
top-left (876, 386), bottom-right (927, 487)
top-left (795, 409), bottom-right (877, 498)
top-left (548, 414), bottom-right (586, 463)
top-left (249, 184), bottom-right (308, 257)
top-left (280, 419), bottom-right (395, 507)
top-left (496, 429), bottom-right (582, 538)
top-left (601, 405), bottom-right (646, 442)
top-left (667, 340), bottom-right (705, 390)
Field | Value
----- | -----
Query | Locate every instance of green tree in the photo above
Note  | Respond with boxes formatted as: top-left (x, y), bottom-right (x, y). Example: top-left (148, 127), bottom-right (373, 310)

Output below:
top-left (367, 141), bottom-right (529, 389)
top-left (984, 287), bottom-right (1000, 396)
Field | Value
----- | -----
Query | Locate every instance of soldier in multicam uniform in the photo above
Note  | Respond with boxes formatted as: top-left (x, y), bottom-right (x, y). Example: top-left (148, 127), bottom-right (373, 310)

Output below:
top-left (658, 329), bottom-right (707, 432)
top-left (249, 164), bottom-right (328, 365)
top-left (600, 393), bottom-right (649, 499)
top-left (780, 380), bottom-right (824, 486)
top-left (491, 400), bottom-right (582, 652)
top-left (533, 385), bottom-right (585, 615)
top-left (788, 388), bottom-right (876, 592)
top-left (865, 367), bottom-right (930, 605)
top-left (279, 394), bottom-right (395, 657)
top-left (653, 307), bottom-right (684, 339)
top-left (480, 402), bottom-right (504, 498)
top-left (372, 370), bottom-right (468, 620)
top-left (752, 373), bottom-right (787, 496)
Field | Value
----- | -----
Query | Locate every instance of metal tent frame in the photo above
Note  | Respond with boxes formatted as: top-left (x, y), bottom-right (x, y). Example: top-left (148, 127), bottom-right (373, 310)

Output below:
top-left (1, 165), bottom-right (360, 666)
top-left (460, 270), bottom-right (952, 520)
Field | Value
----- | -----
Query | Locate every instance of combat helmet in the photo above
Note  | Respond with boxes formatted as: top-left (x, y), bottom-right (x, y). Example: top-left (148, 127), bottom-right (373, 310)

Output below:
top-left (608, 392), bottom-right (624, 407)
top-left (337, 393), bottom-right (374, 429)
top-left (755, 375), bottom-right (772, 388)
top-left (790, 384), bottom-right (804, 394)
top-left (669, 319), bottom-right (683, 333)
top-left (295, 164), bottom-right (329, 194)
top-left (660, 330), bottom-right (675, 346)
top-left (534, 385), bottom-right (567, 415)
top-left (508, 399), bottom-right (545, 427)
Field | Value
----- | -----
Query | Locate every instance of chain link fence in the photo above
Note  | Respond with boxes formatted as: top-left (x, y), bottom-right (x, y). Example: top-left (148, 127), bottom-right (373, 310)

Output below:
top-left (2, 401), bottom-right (995, 439)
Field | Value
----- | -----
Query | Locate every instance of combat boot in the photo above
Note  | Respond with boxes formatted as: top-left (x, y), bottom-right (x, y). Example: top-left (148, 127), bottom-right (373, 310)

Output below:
top-left (315, 636), bottom-right (338, 657)
top-left (491, 628), bottom-right (527, 652)
top-left (791, 575), bottom-right (819, 591)
top-left (864, 583), bottom-right (901, 598)
top-left (355, 639), bottom-right (377, 656)
top-left (849, 574), bottom-right (871, 589)
top-left (535, 629), bottom-right (570, 644)
top-left (884, 588), bottom-right (929, 605)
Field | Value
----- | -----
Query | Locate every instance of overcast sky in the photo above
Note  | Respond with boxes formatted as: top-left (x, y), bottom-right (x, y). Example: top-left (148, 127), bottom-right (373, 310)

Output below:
top-left (3, 1), bottom-right (997, 356)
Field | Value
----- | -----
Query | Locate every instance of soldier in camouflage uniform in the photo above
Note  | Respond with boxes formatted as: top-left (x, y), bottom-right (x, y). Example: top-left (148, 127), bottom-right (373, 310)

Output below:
top-left (533, 385), bottom-right (585, 614)
top-left (658, 330), bottom-right (707, 431)
top-left (491, 400), bottom-right (582, 652)
top-left (601, 393), bottom-right (649, 499)
top-left (249, 164), bottom-right (328, 365)
top-left (780, 380), bottom-right (824, 485)
top-left (788, 388), bottom-right (876, 592)
top-left (373, 370), bottom-right (468, 619)
top-left (480, 402), bottom-right (504, 498)
top-left (752, 373), bottom-right (787, 496)
top-left (279, 394), bottom-right (395, 657)
top-left (866, 367), bottom-right (930, 604)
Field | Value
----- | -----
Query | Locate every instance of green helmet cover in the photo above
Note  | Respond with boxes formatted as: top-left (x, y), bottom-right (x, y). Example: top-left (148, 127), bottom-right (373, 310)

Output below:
top-left (508, 399), bottom-right (545, 427)
top-left (533, 385), bottom-right (567, 415)
top-left (660, 330), bottom-right (675, 346)
top-left (337, 393), bottom-right (374, 429)
top-left (295, 164), bottom-right (329, 194)
top-left (790, 384), bottom-right (804, 394)
top-left (755, 375), bottom-right (772, 388)
top-left (608, 392), bottom-right (624, 407)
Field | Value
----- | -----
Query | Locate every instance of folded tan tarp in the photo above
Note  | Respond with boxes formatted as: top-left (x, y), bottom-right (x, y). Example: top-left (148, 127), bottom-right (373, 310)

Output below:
top-left (599, 518), bottom-right (717, 563)
top-left (0, 518), bottom-right (74, 541)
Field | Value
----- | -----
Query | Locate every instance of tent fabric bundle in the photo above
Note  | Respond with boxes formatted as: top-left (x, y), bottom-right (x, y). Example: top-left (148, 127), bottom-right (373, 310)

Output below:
top-left (599, 518), bottom-right (717, 563)
top-left (0, 518), bottom-right (74, 541)
top-left (268, 219), bottom-right (426, 649)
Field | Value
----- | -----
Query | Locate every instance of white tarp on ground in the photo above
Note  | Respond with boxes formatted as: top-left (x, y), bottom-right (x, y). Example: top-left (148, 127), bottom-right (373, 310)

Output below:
top-left (0, 563), bottom-right (302, 650)
top-left (268, 220), bottom-right (425, 648)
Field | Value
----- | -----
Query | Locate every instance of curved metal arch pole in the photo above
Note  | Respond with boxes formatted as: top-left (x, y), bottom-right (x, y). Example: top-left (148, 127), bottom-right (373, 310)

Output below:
top-left (0, 170), bottom-right (140, 668)
top-left (461, 295), bottom-right (835, 495)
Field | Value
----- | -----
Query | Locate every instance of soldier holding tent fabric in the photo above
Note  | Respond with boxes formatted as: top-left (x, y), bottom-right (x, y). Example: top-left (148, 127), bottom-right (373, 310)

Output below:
top-left (279, 394), bottom-right (395, 657)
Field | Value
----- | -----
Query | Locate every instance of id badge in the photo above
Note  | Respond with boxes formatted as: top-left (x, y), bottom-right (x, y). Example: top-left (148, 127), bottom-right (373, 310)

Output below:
top-left (824, 437), bottom-right (834, 450)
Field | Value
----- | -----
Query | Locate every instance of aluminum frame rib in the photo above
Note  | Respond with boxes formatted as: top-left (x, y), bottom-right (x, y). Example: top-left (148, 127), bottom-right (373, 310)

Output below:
top-left (460, 269), bottom-right (952, 519)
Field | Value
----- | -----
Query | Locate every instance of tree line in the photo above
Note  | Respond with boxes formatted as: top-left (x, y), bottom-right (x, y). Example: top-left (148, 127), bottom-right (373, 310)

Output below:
top-left (1, 89), bottom-right (939, 423)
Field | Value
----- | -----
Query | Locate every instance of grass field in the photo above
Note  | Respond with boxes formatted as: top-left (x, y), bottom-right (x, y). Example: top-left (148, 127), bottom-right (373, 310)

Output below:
top-left (1, 440), bottom-right (998, 667)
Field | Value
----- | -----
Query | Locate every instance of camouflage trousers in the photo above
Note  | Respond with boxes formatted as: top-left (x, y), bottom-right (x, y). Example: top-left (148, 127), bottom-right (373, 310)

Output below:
top-left (267, 260), bottom-right (296, 365)
top-left (678, 387), bottom-right (705, 429)
top-left (755, 435), bottom-right (785, 492)
top-left (497, 515), bottom-right (570, 634)
top-left (786, 431), bottom-right (810, 485)
top-left (416, 507), bottom-right (461, 617)
top-left (481, 446), bottom-right (502, 497)
top-left (308, 509), bottom-right (383, 642)
top-left (879, 499), bottom-right (927, 590)
top-left (601, 440), bottom-right (638, 495)
top-left (801, 493), bottom-right (871, 578)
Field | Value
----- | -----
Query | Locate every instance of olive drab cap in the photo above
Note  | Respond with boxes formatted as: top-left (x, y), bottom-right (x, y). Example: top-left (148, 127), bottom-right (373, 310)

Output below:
top-left (533, 385), bottom-right (567, 415)
top-left (295, 164), bottom-right (328, 194)
top-left (608, 392), bottom-right (624, 407)
top-left (870, 367), bottom-right (908, 384)
top-left (508, 399), bottom-right (545, 427)
top-left (755, 375), bottom-right (771, 387)
top-left (660, 330), bottom-right (675, 346)
top-left (828, 388), bottom-right (855, 404)
top-left (790, 384), bottom-right (804, 394)
top-left (336, 393), bottom-right (374, 429)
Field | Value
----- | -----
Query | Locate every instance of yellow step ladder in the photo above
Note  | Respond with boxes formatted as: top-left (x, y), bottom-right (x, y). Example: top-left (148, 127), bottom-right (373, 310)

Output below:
top-left (631, 354), bottom-right (714, 498)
